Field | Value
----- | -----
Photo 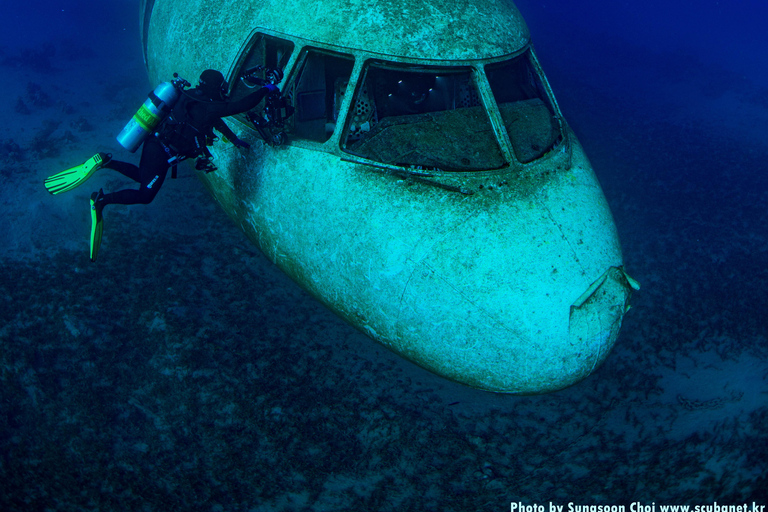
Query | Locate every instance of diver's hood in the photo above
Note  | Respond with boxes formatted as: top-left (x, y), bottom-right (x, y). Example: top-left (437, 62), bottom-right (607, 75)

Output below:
top-left (197, 69), bottom-right (226, 100)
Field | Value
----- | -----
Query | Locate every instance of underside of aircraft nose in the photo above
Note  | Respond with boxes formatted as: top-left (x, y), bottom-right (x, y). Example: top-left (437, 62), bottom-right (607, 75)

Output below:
top-left (395, 254), bottom-right (635, 393)
top-left (390, 192), bottom-right (637, 393)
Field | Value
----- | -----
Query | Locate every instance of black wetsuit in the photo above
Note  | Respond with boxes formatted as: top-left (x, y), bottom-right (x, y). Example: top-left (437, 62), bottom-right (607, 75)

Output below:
top-left (99, 86), bottom-right (270, 207)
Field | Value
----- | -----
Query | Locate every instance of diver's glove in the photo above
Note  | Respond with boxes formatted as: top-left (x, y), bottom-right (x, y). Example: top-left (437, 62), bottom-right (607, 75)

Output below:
top-left (263, 84), bottom-right (279, 94)
top-left (232, 138), bottom-right (250, 149)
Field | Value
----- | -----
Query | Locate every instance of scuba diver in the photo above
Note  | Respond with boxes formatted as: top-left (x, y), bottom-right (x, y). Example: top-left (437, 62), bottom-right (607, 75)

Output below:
top-left (44, 69), bottom-right (279, 262)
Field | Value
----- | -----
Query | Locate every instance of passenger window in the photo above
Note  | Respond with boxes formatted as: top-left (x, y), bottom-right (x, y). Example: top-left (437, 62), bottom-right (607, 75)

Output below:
top-left (342, 62), bottom-right (504, 172)
top-left (287, 50), bottom-right (355, 143)
top-left (485, 52), bottom-right (562, 163)
top-left (229, 33), bottom-right (294, 102)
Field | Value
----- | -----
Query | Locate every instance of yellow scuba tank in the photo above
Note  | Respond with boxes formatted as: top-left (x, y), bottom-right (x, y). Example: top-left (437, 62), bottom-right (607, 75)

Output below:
top-left (117, 75), bottom-right (189, 152)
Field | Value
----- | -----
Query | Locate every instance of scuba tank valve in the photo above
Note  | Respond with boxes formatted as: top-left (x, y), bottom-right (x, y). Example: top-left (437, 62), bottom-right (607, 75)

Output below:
top-left (117, 78), bottom-right (186, 152)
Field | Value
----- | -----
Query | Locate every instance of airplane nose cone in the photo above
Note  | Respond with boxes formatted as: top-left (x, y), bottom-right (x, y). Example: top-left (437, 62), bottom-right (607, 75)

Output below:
top-left (392, 174), bottom-right (636, 393)
top-left (201, 124), bottom-right (637, 394)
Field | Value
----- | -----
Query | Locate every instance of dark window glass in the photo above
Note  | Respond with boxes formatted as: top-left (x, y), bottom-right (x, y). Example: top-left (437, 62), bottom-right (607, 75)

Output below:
top-left (485, 53), bottom-right (562, 163)
top-left (342, 63), bottom-right (504, 172)
top-left (285, 50), bottom-right (355, 143)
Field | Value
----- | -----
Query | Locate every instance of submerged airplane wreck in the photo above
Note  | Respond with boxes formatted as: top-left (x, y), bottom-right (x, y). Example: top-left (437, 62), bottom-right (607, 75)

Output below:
top-left (138, 0), bottom-right (639, 393)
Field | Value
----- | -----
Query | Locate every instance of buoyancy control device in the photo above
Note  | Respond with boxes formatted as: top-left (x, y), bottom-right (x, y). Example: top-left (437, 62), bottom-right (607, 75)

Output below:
top-left (116, 74), bottom-right (190, 152)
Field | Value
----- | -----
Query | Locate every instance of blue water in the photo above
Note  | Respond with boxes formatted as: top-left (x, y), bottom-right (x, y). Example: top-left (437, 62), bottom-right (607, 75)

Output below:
top-left (1, 0), bottom-right (767, 509)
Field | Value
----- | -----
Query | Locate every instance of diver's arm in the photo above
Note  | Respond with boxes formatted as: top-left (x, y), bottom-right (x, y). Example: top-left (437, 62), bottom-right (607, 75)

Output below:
top-left (213, 118), bottom-right (238, 140)
top-left (213, 118), bottom-right (250, 149)
top-left (220, 85), bottom-right (277, 117)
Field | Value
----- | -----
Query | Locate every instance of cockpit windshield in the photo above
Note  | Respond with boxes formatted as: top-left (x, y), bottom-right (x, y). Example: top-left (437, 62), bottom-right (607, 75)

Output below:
top-left (342, 62), bottom-right (505, 172)
top-left (485, 52), bottom-right (562, 163)
top-left (229, 36), bottom-right (563, 168)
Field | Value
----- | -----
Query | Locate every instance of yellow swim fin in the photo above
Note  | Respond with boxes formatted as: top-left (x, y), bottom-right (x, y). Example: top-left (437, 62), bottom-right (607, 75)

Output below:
top-left (89, 191), bottom-right (104, 262)
top-left (44, 153), bottom-right (111, 195)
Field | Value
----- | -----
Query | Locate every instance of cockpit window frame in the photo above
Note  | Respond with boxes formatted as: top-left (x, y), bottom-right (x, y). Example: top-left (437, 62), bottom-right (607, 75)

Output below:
top-left (482, 47), bottom-right (567, 164)
top-left (282, 46), bottom-right (357, 145)
top-left (338, 59), bottom-right (509, 173)
top-left (226, 30), bottom-right (570, 172)
top-left (227, 29), bottom-right (364, 152)
top-left (226, 30), bottom-right (298, 99)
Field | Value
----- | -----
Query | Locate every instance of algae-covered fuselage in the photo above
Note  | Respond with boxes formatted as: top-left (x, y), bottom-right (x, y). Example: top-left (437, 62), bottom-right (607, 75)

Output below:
top-left (140, 0), bottom-right (638, 393)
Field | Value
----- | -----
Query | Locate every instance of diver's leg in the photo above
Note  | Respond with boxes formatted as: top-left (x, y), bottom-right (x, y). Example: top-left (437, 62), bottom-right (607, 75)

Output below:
top-left (98, 139), bottom-right (170, 207)
top-left (87, 140), bottom-right (169, 261)
top-left (102, 159), bottom-right (141, 182)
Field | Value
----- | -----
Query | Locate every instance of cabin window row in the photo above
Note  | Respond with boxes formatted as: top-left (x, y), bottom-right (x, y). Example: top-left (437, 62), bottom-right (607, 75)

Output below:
top-left (229, 33), bottom-right (562, 170)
